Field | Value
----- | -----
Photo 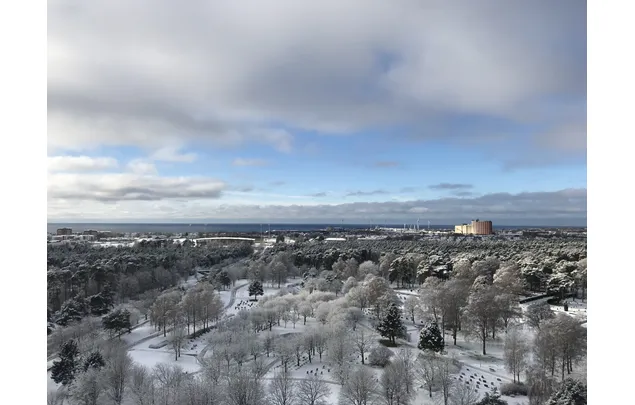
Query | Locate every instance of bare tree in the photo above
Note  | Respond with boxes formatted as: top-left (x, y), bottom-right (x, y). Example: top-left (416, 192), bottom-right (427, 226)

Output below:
top-left (503, 326), bottom-right (530, 383)
top-left (435, 355), bottom-right (457, 405)
top-left (128, 364), bottom-right (155, 405)
top-left (449, 382), bottom-right (480, 405)
top-left (314, 329), bottom-right (327, 361)
top-left (203, 352), bottom-right (223, 384)
top-left (526, 364), bottom-right (556, 405)
top-left (464, 285), bottom-right (498, 355)
top-left (182, 375), bottom-right (220, 405)
top-left (102, 343), bottom-right (133, 405)
top-left (403, 296), bottom-right (419, 324)
top-left (292, 335), bottom-right (305, 367)
top-left (380, 359), bottom-right (412, 405)
top-left (416, 352), bottom-right (438, 399)
top-left (297, 374), bottom-right (331, 405)
top-left (276, 339), bottom-right (295, 374)
top-left (339, 366), bottom-right (381, 405)
top-left (267, 369), bottom-right (297, 405)
top-left (168, 324), bottom-right (187, 361)
top-left (300, 302), bottom-right (313, 325)
top-left (263, 331), bottom-right (276, 357)
top-left (352, 328), bottom-right (375, 365)
top-left (395, 349), bottom-right (416, 397)
top-left (153, 363), bottom-right (187, 405)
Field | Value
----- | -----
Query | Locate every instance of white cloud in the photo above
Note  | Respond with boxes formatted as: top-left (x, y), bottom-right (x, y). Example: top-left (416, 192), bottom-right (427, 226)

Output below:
top-left (127, 160), bottom-right (158, 175)
top-left (232, 158), bottom-right (269, 167)
top-left (150, 147), bottom-right (197, 163)
top-left (47, 0), bottom-right (585, 157)
top-left (47, 155), bottom-right (118, 172)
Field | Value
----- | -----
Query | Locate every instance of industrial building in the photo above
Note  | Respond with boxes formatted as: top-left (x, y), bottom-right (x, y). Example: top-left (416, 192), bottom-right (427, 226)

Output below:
top-left (56, 227), bottom-right (72, 236)
top-left (454, 219), bottom-right (493, 235)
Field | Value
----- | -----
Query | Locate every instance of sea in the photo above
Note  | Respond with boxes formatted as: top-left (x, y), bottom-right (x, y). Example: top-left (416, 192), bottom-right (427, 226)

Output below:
top-left (46, 223), bottom-right (583, 234)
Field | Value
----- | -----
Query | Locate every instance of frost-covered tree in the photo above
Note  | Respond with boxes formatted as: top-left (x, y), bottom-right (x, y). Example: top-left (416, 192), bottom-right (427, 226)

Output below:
top-left (249, 281), bottom-right (264, 301)
top-left (339, 366), bottom-right (381, 405)
top-left (475, 389), bottom-right (507, 405)
top-left (128, 364), bottom-right (155, 405)
top-left (449, 381), bottom-right (480, 405)
top-left (525, 301), bottom-right (555, 330)
top-left (503, 327), bottom-right (529, 383)
top-left (526, 364), bottom-right (556, 405)
top-left (418, 321), bottom-right (444, 353)
top-left (102, 343), bottom-right (133, 405)
top-left (297, 374), bottom-right (331, 405)
top-left (547, 379), bottom-right (587, 405)
top-left (376, 303), bottom-right (406, 345)
top-left (358, 260), bottom-right (379, 280)
top-left (68, 368), bottom-right (104, 405)
top-left (465, 285), bottom-right (498, 355)
top-left (403, 296), bottom-right (419, 323)
top-left (225, 368), bottom-right (266, 405)
top-left (82, 350), bottom-right (105, 372)
top-left (352, 328), bottom-right (375, 365)
top-left (47, 390), bottom-right (66, 405)
top-left (327, 328), bottom-right (354, 383)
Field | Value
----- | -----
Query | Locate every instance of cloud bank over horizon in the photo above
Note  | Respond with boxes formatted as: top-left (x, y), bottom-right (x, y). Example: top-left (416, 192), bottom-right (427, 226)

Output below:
top-left (47, 0), bottom-right (586, 225)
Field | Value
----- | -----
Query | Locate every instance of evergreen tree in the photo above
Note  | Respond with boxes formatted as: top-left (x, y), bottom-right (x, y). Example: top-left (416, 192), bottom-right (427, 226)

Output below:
top-left (51, 339), bottom-right (80, 386)
top-left (547, 379), bottom-right (587, 405)
top-left (249, 281), bottom-right (264, 301)
top-left (56, 298), bottom-right (87, 326)
top-left (102, 308), bottom-right (132, 338)
top-left (376, 303), bottom-right (406, 345)
top-left (83, 351), bottom-right (106, 372)
top-left (418, 321), bottom-right (444, 353)
top-left (475, 388), bottom-right (508, 405)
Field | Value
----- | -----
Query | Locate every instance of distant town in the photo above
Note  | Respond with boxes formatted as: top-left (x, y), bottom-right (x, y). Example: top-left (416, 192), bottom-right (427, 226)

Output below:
top-left (49, 221), bottom-right (587, 248)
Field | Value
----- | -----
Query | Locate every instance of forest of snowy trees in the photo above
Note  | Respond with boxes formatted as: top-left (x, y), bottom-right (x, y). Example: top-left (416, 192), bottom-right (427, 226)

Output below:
top-left (47, 236), bottom-right (587, 405)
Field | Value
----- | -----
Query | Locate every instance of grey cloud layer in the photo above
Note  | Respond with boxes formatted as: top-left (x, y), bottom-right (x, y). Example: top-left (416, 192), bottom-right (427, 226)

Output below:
top-left (48, 0), bottom-right (586, 159)
top-left (429, 183), bottom-right (473, 190)
top-left (48, 173), bottom-right (225, 202)
top-left (207, 189), bottom-right (586, 222)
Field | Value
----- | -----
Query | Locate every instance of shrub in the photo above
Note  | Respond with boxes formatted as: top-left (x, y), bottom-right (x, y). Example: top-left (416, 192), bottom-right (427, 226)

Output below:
top-left (189, 326), bottom-right (214, 339)
top-left (500, 382), bottom-right (528, 396)
top-left (368, 346), bottom-right (393, 367)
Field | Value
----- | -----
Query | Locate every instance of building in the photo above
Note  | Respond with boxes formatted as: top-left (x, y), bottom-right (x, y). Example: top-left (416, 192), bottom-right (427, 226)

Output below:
top-left (56, 227), bottom-right (72, 236)
top-left (471, 219), bottom-right (493, 235)
top-left (454, 219), bottom-right (493, 235)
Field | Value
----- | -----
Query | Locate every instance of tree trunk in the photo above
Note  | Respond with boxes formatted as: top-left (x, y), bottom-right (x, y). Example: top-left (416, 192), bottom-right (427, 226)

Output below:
top-left (482, 335), bottom-right (487, 355)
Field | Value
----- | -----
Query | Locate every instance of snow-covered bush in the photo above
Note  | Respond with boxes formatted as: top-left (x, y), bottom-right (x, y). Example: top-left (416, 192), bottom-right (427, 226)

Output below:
top-left (368, 345), bottom-right (393, 367)
top-left (500, 382), bottom-right (528, 396)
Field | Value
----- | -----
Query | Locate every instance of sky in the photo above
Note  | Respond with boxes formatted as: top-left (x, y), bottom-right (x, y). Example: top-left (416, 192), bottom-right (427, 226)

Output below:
top-left (47, 0), bottom-right (587, 226)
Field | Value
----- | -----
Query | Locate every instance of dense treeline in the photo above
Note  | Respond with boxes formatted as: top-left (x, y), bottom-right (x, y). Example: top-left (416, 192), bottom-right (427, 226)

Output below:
top-left (47, 242), bottom-right (254, 327)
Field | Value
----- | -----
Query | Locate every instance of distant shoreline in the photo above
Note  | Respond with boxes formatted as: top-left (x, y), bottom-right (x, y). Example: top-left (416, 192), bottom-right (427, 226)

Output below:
top-left (47, 222), bottom-right (586, 234)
